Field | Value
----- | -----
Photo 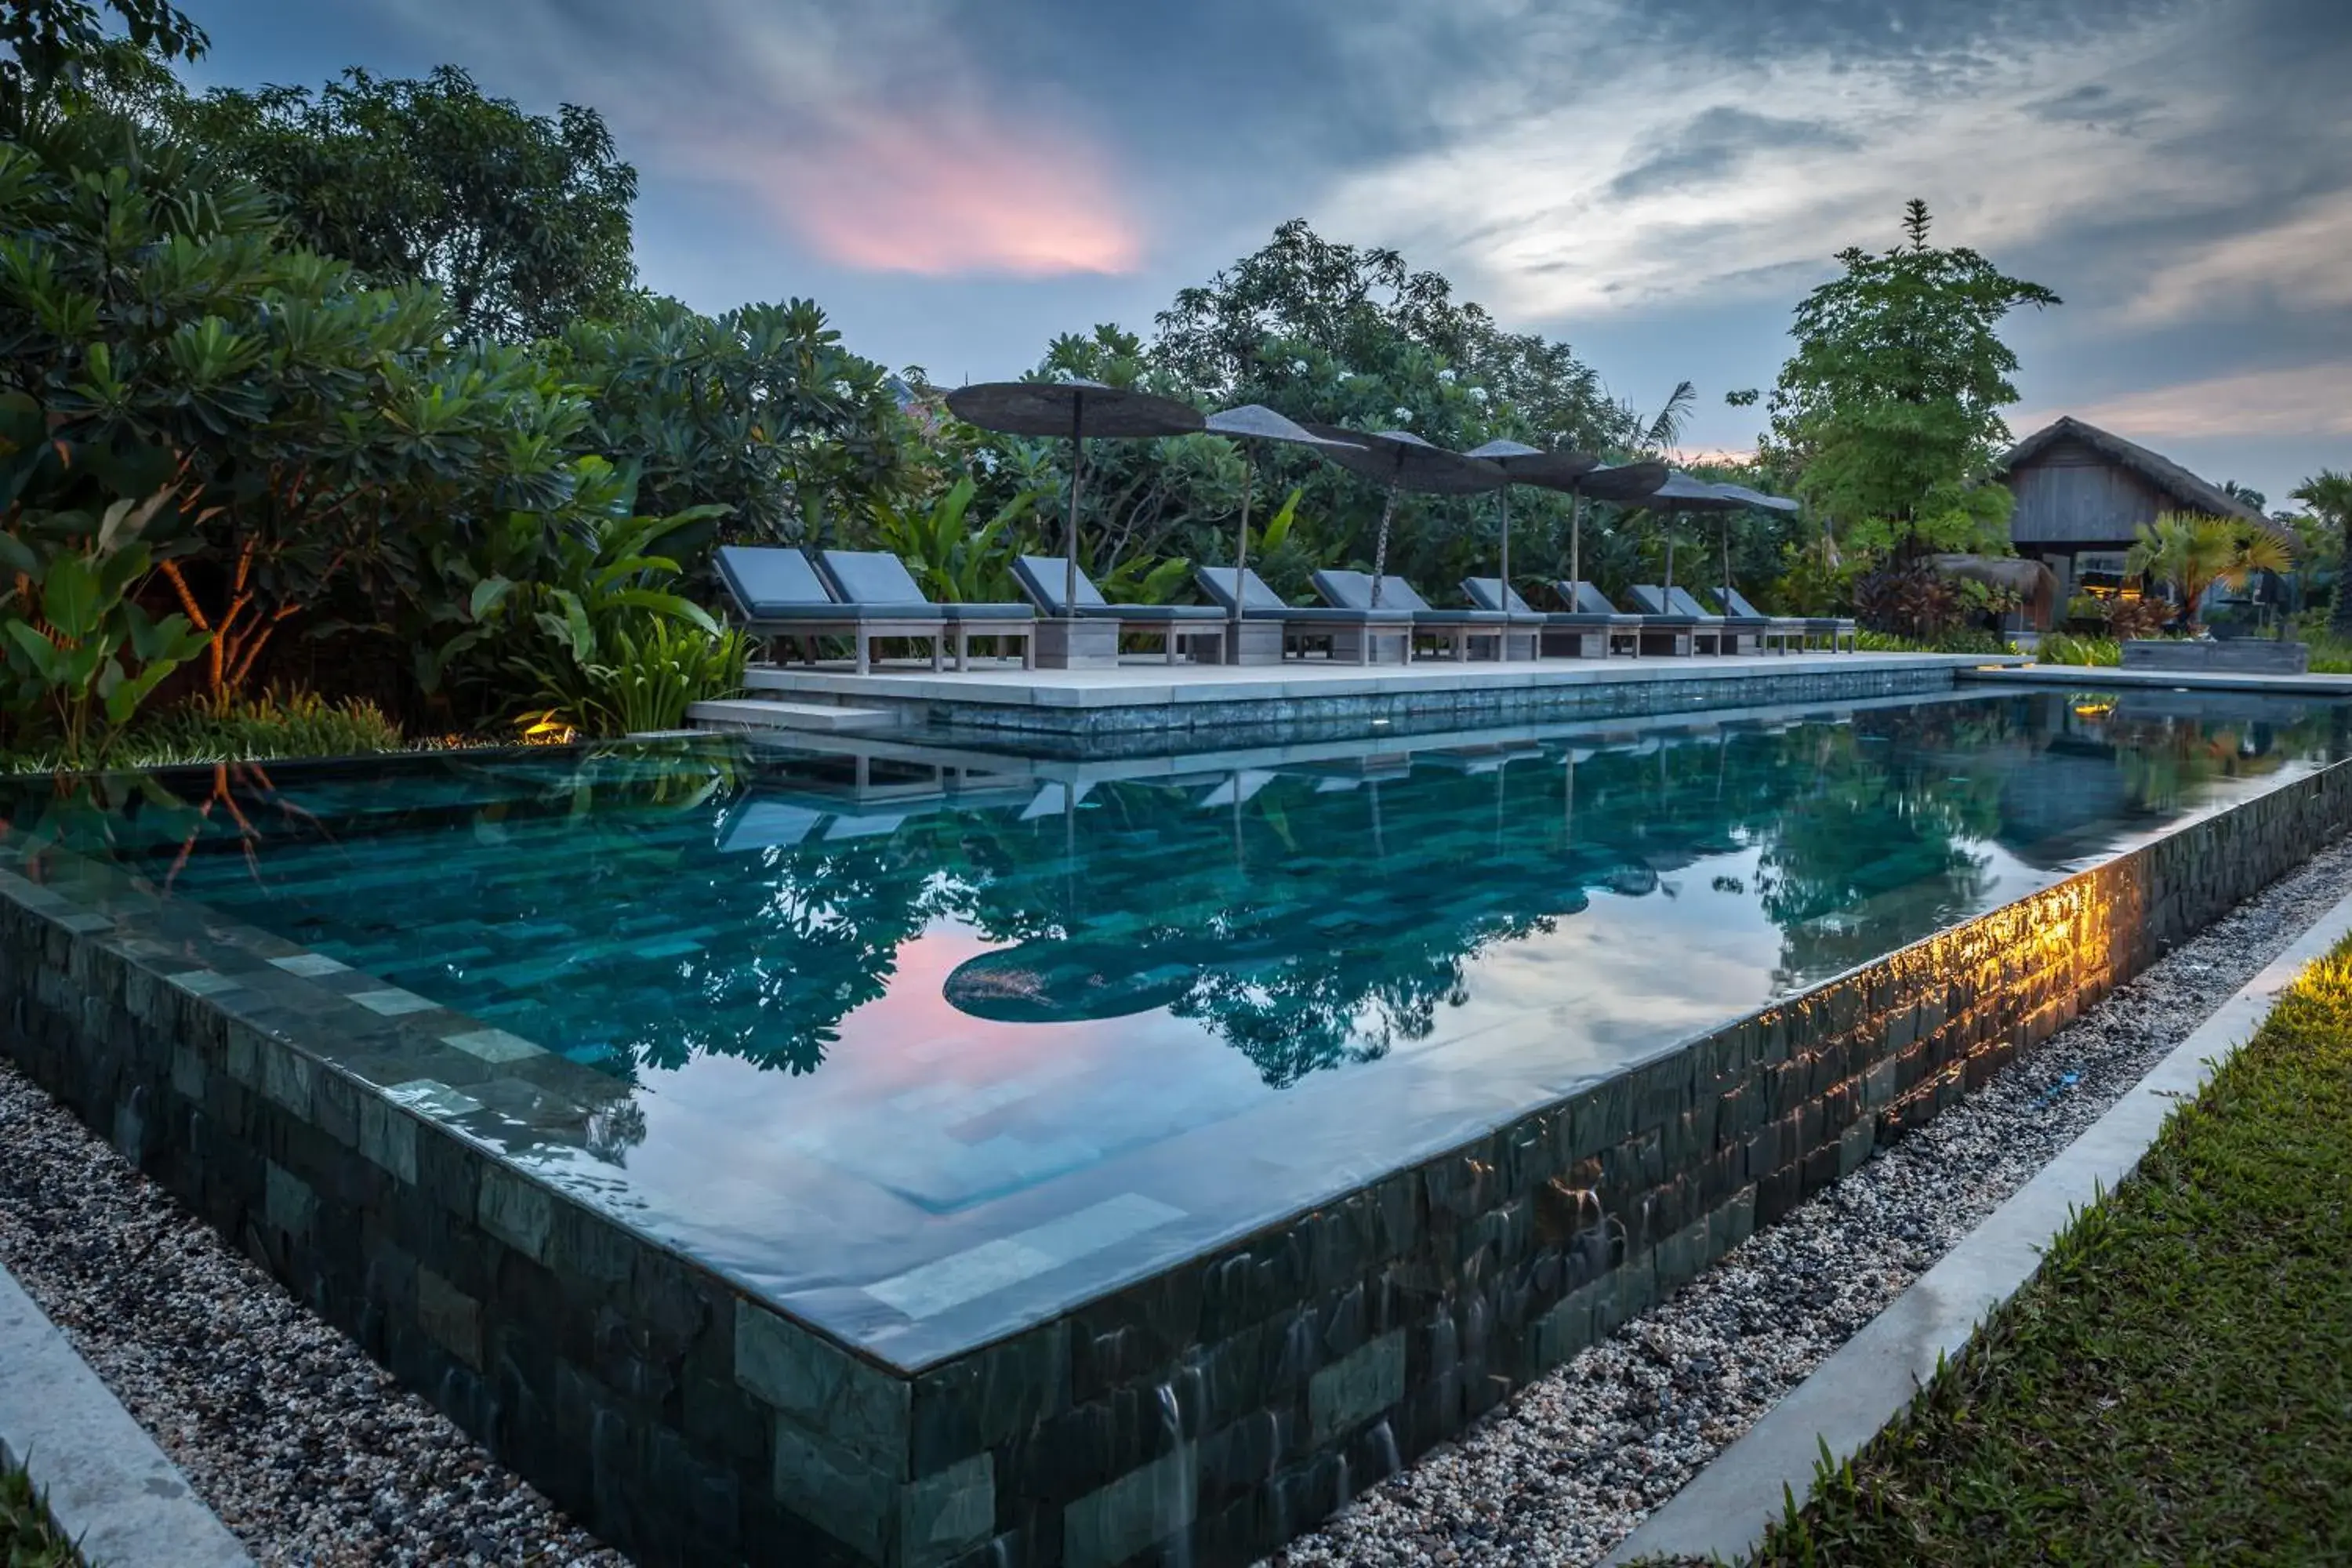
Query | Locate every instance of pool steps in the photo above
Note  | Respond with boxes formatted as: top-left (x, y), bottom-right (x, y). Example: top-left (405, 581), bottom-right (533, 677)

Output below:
top-left (685, 697), bottom-right (902, 733)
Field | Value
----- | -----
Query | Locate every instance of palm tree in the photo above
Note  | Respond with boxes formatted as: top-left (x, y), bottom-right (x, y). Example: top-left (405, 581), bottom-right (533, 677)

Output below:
top-left (1634, 380), bottom-right (1697, 456)
top-left (2123, 513), bottom-right (2292, 635)
top-left (2289, 469), bottom-right (2352, 633)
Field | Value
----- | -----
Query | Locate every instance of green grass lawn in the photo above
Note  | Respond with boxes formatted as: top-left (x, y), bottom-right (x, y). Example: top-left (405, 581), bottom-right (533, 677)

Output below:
top-left (0, 1458), bottom-right (79, 1566)
top-left (1751, 938), bottom-right (2352, 1566)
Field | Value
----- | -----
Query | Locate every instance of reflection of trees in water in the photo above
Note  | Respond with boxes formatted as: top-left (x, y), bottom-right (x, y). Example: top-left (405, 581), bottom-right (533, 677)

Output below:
top-left (935, 775), bottom-right (1581, 1087)
top-left (1755, 717), bottom-right (2004, 987)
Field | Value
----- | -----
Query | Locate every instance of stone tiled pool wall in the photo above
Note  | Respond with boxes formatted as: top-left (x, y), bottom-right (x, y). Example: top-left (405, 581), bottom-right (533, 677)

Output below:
top-left (793, 662), bottom-right (1960, 752)
top-left (2, 753), bottom-right (2347, 1568)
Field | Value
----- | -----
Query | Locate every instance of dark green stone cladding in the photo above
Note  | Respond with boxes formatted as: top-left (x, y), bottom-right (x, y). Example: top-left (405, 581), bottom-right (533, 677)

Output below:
top-left (2, 756), bottom-right (2347, 1566)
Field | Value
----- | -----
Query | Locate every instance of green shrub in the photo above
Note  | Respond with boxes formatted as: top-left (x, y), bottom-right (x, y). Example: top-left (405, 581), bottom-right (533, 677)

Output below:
top-left (2037, 633), bottom-right (2122, 667)
top-left (4, 688), bottom-right (406, 772)
top-left (1853, 628), bottom-right (2012, 655)
top-left (526, 618), bottom-right (749, 738)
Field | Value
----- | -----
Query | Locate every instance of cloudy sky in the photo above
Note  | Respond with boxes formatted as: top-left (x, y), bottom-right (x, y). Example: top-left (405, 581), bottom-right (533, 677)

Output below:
top-left (194, 0), bottom-right (2350, 506)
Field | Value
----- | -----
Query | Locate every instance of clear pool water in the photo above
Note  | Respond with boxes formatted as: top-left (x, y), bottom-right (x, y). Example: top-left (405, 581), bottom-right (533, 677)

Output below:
top-left (9, 685), bottom-right (2345, 1363)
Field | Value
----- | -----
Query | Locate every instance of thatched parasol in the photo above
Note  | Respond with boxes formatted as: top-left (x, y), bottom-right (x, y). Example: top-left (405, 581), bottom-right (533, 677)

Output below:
top-left (1303, 426), bottom-right (1504, 606)
top-left (946, 379), bottom-right (1204, 614)
top-left (1467, 439), bottom-right (1602, 603)
top-left (1203, 405), bottom-right (1361, 642)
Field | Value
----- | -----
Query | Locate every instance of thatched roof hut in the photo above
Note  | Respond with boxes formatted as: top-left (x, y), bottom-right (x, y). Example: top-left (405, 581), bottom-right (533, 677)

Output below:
top-left (1993, 416), bottom-right (2291, 626)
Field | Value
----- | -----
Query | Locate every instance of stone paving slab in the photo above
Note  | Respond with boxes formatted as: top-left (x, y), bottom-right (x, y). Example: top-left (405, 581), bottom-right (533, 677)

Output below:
top-left (0, 1260), bottom-right (252, 1567)
top-left (1606, 883), bottom-right (2352, 1566)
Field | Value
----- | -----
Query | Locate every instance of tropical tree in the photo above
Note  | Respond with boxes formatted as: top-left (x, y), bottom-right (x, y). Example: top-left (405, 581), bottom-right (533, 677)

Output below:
top-left (1756, 200), bottom-right (2060, 557)
top-left (176, 65), bottom-right (639, 340)
top-left (0, 0), bottom-right (205, 131)
top-left (2289, 469), bottom-right (2352, 633)
top-left (0, 112), bottom-right (601, 719)
top-left (2123, 513), bottom-right (2292, 635)
top-left (553, 295), bottom-right (915, 546)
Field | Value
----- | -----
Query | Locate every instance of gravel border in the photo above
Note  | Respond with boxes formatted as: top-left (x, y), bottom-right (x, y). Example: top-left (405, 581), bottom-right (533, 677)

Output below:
top-left (3, 837), bottom-right (2348, 1568)
top-left (1268, 833), bottom-right (2352, 1568)
top-left (0, 1068), bottom-right (625, 1567)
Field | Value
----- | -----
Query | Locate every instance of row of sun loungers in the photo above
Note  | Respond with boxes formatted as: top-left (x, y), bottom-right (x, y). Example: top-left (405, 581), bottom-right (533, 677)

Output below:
top-left (713, 544), bottom-right (1855, 673)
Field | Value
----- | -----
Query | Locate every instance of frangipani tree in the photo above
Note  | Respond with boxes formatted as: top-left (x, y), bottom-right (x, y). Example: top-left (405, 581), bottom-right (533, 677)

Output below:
top-left (2124, 513), bottom-right (2292, 635)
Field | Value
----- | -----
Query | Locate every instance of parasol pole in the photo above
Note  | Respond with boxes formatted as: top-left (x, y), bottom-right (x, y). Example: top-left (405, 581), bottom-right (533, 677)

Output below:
top-left (1064, 391), bottom-right (1083, 615)
top-left (1232, 450), bottom-right (1254, 651)
top-left (1370, 484), bottom-right (1399, 608)
top-left (1497, 486), bottom-right (1512, 604)
top-left (1569, 489), bottom-right (1583, 601)
top-left (1663, 506), bottom-right (1676, 592)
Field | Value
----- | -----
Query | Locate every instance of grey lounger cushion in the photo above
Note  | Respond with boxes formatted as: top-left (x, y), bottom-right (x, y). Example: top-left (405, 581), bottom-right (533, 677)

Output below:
top-left (1312, 570), bottom-right (1506, 623)
top-left (717, 546), bottom-right (838, 619)
top-left (1014, 556), bottom-right (1226, 621)
top-left (1463, 578), bottom-right (1638, 623)
top-left (815, 549), bottom-right (1031, 622)
top-left (717, 546), bottom-right (944, 622)
top-left (1567, 581), bottom-right (1696, 624)
top-left (1664, 586), bottom-right (1769, 626)
top-left (1197, 566), bottom-right (1412, 622)
top-left (1722, 586), bottom-right (1850, 630)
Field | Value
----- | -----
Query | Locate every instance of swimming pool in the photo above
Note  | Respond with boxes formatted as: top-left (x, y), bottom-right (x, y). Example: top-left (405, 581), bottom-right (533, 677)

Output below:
top-left (5, 684), bottom-right (2343, 1372)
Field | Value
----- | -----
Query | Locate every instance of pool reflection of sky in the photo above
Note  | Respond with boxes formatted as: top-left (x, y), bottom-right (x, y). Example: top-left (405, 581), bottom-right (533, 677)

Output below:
top-left (25, 687), bottom-right (2346, 1361)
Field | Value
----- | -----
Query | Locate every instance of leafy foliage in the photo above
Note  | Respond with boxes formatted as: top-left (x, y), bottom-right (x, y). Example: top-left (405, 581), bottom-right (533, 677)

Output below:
top-left (176, 65), bottom-right (637, 341)
top-left (554, 295), bottom-right (914, 546)
top-left (0, 0), bottom-right (205, 131)
top-left (1757, 201), bottom-right (2059, 554)
top-left (2035, 632), bottom-right (2122, 666)
top-left (2290, 468), bottom-right (2352, 633)
top-left (1, 485), bottom-right (208, 764)
top-left (2123, 512), bottom-right (2291, 633)
top-left (0, 1455), bottom-right (78, 1568)
top-left (474, 495), bottom-right (742, 737)
top-left (868, 476), bottom-right (1034, 601)
top-left (137, 684), bottom-right (404, 759)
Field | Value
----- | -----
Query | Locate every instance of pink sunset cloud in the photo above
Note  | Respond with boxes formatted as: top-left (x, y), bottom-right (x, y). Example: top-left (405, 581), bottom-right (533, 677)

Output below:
top-left (764, 108), bottom-right (1144, 278)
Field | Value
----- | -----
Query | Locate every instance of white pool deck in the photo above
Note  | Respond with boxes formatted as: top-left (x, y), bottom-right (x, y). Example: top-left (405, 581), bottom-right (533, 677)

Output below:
top-left (734, 649), bottom-right (2021, 713)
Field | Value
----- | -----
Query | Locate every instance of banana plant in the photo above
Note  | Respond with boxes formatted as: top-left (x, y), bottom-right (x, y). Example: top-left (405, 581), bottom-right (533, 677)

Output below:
top-left (2, 488), bottom-right (211, 767)
top-left (868, 477), bottom-right (1036, 601)
top-left (1097, 554), bottom-right (1193, 605)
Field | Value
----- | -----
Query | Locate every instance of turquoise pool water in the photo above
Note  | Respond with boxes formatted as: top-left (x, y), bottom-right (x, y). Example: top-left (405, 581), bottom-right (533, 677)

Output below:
top-left (7, 685), bottom-right (2344, 1361)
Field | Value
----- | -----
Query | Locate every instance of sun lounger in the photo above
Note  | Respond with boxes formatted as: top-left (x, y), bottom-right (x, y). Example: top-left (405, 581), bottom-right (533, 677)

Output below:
top-left (1194, 566), bottom-right (1414, 665)
top-left (1559, 580), bottom-right (1709, 656)
top-left (1718, 586), bottom-right (1857, 652)
top-left (714, 546), bottom-right (951, 675)
top-left (1011, 555), bottom-right (1227, 665)
top-left (1462, 577), bottom-right (1641, 659)
top-left (1630, 584), bottom-right (1748, 654)
top-left (1311, 570), bottom-right (1510, 660)
top-left (810, 549), bottom-right (1036, 671)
